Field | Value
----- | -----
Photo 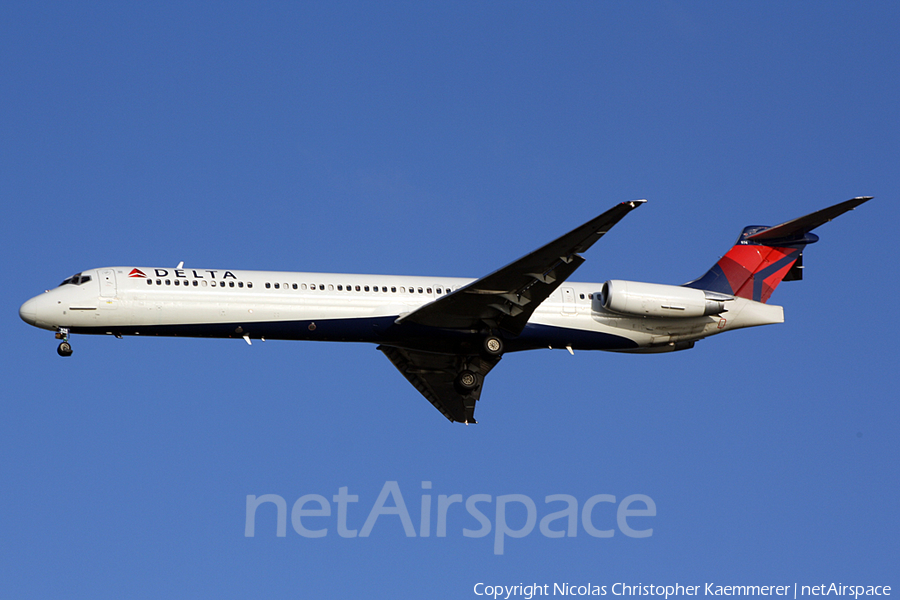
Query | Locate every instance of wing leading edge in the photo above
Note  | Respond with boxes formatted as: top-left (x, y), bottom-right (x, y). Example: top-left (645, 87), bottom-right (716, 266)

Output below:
top-left (382, 200), bottom-right (646, 423)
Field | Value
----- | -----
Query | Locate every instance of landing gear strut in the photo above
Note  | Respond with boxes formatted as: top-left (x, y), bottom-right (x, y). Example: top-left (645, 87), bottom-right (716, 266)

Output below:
top-left (56, 328), bottom-right (73, 357)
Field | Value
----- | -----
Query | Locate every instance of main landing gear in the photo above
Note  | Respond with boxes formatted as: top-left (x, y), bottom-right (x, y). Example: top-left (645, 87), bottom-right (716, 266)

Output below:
top-left (483, 335), bottom-right (503, 356)
top-left (453, 334), bottom-right (504, 394)
top-left (455, 369), bottom-right (478, 393)
top-left (56, 328), bottom-right (73, 357)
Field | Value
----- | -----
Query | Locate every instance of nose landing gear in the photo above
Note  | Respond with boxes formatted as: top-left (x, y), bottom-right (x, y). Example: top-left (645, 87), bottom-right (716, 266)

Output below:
top-left (55, 328), bottom-right (73, 357)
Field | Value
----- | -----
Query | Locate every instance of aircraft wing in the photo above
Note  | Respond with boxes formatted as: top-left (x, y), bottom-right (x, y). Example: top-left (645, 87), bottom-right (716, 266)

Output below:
top-left (378, 345), bottom-right (501, 423)
top-left (397, 200), bottom-right (646, 335)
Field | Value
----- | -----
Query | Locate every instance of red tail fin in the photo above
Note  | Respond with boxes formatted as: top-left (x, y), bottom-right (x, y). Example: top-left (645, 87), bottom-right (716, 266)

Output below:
top-left (684, 197), bottom-right (871, 303)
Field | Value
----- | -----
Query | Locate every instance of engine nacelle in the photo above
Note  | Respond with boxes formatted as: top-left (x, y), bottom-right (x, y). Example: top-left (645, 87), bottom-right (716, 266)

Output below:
top-left (596, 280), bottom-right (732, 318)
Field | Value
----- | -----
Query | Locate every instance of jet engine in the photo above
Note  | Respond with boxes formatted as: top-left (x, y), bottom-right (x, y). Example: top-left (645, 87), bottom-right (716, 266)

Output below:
top-left (596, 280), bottom-right (732, 318)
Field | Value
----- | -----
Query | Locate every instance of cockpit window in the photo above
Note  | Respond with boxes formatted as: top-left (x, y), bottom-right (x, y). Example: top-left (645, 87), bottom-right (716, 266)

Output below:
top-left (58, 273), bottom-right (92, 286)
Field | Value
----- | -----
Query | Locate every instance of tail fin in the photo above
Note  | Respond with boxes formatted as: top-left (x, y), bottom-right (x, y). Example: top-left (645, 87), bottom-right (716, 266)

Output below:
top-left (684, 197), bottom-right (871, 303)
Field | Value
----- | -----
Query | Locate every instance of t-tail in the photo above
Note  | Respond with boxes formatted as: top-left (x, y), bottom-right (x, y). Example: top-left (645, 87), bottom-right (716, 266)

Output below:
top-left (684, 197), bottom-right (872, 303)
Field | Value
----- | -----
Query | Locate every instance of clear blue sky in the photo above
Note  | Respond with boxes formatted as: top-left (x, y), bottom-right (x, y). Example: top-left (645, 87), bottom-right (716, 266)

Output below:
top-left (2, 3), bottom-right (897, 598)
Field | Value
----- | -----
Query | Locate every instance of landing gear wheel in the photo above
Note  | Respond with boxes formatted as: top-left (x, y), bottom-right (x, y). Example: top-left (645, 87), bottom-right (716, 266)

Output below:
top-left (483, 335), bottom-right (503, 356)
top-left (57, 342), bottom-right (73, 357)
top-left (455, 370), bottom-right (478, 393)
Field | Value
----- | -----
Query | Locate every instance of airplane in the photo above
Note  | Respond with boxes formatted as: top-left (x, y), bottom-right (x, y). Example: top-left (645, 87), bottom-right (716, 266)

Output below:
top-left (19, 197), bottom-right (870, 423)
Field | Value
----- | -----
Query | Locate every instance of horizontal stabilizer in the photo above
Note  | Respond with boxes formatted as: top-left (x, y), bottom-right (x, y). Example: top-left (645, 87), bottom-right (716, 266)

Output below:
top-left (746, 196), bottom-right (871, 244)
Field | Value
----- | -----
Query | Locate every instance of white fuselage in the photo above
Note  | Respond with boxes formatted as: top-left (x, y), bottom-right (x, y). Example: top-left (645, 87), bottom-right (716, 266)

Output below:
top-left (20, 266), bottom-right (784, 354)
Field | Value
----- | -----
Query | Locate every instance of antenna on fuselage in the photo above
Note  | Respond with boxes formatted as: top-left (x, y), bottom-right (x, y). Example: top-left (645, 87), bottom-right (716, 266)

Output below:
top-left (176, 261), bottom-right (184, 269)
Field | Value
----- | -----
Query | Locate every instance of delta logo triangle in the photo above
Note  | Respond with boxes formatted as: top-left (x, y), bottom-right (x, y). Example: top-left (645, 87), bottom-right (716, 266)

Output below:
top-left (128, 268), bottom-right (147, 278)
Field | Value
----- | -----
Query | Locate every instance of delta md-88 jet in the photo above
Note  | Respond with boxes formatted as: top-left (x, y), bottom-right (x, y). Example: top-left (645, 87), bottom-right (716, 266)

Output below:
top-left (20, 197), bottom-right (870, 423)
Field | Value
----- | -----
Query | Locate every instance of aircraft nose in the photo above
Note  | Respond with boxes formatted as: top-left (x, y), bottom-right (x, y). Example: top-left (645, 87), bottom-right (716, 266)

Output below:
top-left (19, 297), bottom-right (38, 326)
